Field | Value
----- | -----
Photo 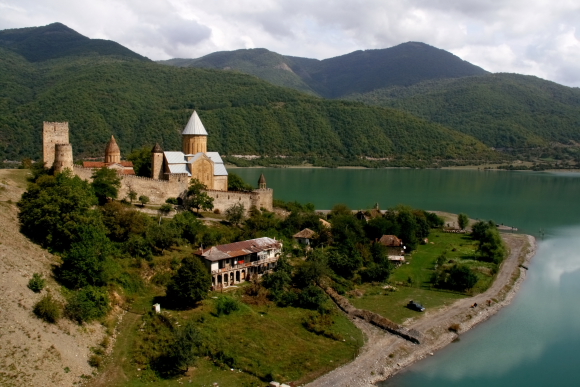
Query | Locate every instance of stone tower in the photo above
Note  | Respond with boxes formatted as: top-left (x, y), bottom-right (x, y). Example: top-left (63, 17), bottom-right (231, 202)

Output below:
top-left (43, 122), bottom-right (69, 168)
top-left (53, 143), bottom-right (73, 173)
top-left (104, 135), bottom-right (121, 163)
top-left (258, 173), bottom-right (267, 189)
top-left (182, 111), bottom-right (208, 154)
top-left (151, 143), bottom-right (164, 179)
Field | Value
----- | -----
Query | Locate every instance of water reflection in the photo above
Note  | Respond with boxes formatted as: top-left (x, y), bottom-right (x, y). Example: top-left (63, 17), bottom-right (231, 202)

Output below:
top-left (382, 225), bottom-right (580, 386)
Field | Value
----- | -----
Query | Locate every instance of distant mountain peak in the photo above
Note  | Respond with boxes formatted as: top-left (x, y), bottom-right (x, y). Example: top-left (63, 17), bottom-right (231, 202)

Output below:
top-left (0, 23), bottom-right (148, 62)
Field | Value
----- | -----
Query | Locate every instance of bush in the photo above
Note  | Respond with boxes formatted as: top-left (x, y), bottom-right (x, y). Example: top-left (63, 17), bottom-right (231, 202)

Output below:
top-left (165, 197), bottom-right (178, 205)
top-left (33, 293), bottom-right (62, 323)
top-left (215, 296), bottom-right (240, 316)
top-left (28, 273), bottom-right (46, 293)
top-left (88, 355), bottom-right (103, 368)
top-left (65, 286), bottom-right (111, 323)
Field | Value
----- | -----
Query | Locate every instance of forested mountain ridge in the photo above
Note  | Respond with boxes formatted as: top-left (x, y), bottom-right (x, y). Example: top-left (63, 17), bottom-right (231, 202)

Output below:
top-left (159, 49), bottom-right (318, 96)
top-left (158, 42), bottom-right (488, 98)
top-left (0, 34), bottom-right (499, 166)
top-left (0, 22), bottom-right (149, 62)
top-left (344, 74), bottom-right (580, 158)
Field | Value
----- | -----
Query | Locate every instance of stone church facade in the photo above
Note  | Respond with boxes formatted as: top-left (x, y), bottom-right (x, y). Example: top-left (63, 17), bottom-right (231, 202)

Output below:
top-left (42, 112), bottom-right (273, 213)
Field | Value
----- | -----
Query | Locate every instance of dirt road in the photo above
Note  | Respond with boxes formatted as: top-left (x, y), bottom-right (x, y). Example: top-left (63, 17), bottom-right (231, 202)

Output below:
top-left (307, 233), bottom-right (535, 387)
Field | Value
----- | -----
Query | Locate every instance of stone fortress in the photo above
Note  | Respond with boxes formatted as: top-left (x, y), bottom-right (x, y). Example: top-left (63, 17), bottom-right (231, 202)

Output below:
top-left (42, 111), bottom-right (273, 213)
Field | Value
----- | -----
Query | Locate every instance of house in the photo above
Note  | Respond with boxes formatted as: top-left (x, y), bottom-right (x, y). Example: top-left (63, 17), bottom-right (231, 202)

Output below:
top-left (378, 234), bottom-right (406, 263)
top-left (195, 237), bottom-right (282, 289)
top-left (293, 228), bottom-right (316, 245)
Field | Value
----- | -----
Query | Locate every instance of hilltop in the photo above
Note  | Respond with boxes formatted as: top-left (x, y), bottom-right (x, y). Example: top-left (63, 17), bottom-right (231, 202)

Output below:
top-left (0, 24), bottom-right (499, 167)
top-left (0, 22), bottom-right (149, 62)
top-left (159, 43), bottom-right (488, 98)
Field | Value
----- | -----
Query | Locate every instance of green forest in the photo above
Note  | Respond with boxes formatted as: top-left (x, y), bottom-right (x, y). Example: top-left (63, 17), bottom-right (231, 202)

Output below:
top-left (346, 74), bottom-right (580, 161)
top-left (0, 46), bottom-right (498, 167)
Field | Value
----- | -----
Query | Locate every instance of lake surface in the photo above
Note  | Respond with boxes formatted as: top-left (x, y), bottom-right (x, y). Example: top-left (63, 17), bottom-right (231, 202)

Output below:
top-left (235, 168), bottom-right (580, 387)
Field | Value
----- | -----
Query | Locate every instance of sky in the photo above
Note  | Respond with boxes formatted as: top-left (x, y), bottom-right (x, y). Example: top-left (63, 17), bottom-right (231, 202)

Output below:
top-left (1, 0), bottom-right (579, 87)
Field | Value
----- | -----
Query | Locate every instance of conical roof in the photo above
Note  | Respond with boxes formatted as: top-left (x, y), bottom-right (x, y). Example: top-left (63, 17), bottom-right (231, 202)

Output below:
top-left (258, 173), bottom-right (267, 185)
top-left (152, 142), bottom-right (163, 153)
top-left (182, 110), bottom-right (208, 136)
top-left (105, 135), bottom-right (120, 154)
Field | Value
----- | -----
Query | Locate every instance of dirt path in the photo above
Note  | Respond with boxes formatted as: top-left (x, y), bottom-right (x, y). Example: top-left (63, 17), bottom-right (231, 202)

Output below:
top-left (307, 233), bottom-right (535, 387)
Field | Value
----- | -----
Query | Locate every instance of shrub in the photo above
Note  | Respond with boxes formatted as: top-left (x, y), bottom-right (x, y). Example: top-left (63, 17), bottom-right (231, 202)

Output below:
top-left (33, 293), bottom-right (62, 323)
top-left (28, 273), bottom-right (46, 293)
top-left (165, 197), bottom-right (178, 205)
top-left (88, 354), bottom-right (103, 368)
top-left (65, 286), bottom-right (111, 324)
top-left (215, 296), bottom-right (240, 316)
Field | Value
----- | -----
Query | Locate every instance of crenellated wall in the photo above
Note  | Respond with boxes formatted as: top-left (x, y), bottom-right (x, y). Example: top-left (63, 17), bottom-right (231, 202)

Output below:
top-left (73, 166), bottom-right (272, 212)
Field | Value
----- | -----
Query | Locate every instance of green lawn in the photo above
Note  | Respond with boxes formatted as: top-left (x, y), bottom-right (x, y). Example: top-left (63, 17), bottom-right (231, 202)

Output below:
top-left (349, 230), bottom-right (496, 324)
top-left (111, 281), bottom-right (363, 387)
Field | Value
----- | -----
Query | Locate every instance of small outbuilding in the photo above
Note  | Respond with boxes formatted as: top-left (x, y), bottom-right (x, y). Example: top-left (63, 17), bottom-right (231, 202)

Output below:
top-left (293, 228), bottom-right (317, 245)
top-left (378, 234), bottom-right (406, 263)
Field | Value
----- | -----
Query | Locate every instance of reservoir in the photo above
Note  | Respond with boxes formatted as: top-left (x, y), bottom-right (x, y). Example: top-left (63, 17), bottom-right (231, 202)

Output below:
top-left (235, 168), bottom-right (580, 387)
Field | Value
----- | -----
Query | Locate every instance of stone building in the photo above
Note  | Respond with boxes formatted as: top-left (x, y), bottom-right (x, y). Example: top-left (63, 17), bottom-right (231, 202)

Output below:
top-left (43, 122), bottom-right (73, 173)
top-left (150, 111), bottom-right (227, 191)
top-left (82, 136), bottom-right (135, 175)
top-left (196, 237), bottom-right (282, 289)
top-left (41, 111), bottom-right (274, 213)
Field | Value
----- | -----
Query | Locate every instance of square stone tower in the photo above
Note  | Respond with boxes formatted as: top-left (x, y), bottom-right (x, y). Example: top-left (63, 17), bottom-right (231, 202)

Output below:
top-left (43, 122), bottom-right (69, 168)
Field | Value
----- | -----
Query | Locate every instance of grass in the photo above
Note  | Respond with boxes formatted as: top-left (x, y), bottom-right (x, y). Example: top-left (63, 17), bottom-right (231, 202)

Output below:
top-left (102, 276), bottom-right (363, 387)
top-left (349, 230), bottom-right (497, 324)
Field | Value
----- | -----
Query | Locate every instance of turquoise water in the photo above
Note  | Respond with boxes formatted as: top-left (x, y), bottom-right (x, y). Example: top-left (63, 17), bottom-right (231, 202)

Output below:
top-left (234, 168), bottom-right (580, 386)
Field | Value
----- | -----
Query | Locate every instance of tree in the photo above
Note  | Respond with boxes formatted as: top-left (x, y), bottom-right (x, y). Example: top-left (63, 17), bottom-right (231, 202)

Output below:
top-left (91, 167), bottom-right (121, 204)
top-left (18, 171), bottom-right (100, 251)
top-left (166, 256), bottom-right (212, 307)
top-left (158, 203), bottom-right (173, 219)
top-left (127, 188), bottom-right (137, 203)
top-left (225, 203), bottom-right (245, 226)
top-left (58, 224), bottom-right (114, 289)
top-left (228, 172), bottom-right (254, 191)
top-left (138, 195), bottom-right (150, 207)
top-left (127, 146), bottom-right (152, 177)
top-left (458, 213), bottom-right (469, 230)
top-left (184, 178), bottom-right (214, 213)
top-left (167, 320), bottom-right (203, 373)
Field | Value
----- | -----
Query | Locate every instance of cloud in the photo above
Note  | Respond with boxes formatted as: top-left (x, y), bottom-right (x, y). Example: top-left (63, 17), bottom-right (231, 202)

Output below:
top-left (0, 0), bottom-right (579, 86)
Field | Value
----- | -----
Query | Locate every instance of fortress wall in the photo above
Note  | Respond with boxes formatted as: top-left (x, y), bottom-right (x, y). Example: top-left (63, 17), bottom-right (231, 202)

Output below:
top-left (206, 190), bottom-right (256, 215)
top-left (73, 166), bottom-right (273, 212)
top-left (254, 188), bottom-right (274, 211)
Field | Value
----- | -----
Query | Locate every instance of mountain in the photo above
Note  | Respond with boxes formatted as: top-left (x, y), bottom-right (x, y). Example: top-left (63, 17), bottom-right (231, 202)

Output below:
top-left (344, 74), bottom-right (580, 155)
top-left (0, 23), bottom-right (149, 62)
top-left (158, 43), bottom-right (488, 98)
top-left (160, 49), bottom-right (318, 95)
top-left (0, 25), bottom-right (498, 167)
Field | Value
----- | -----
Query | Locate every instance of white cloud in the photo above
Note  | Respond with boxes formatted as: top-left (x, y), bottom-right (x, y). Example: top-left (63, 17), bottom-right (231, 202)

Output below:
top-left (1, 0), bottom-right (580, 86)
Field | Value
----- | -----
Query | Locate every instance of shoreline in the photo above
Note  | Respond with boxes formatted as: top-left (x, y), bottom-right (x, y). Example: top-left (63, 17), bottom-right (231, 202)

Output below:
top-left (307, 233), bottom-right (536, 387)
top-left (226, 164), bottom-right (580, 173)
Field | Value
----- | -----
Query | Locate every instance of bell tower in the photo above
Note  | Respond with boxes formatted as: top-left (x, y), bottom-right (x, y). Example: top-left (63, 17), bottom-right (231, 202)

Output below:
top-left (182, 111), bottom-right (208, 154)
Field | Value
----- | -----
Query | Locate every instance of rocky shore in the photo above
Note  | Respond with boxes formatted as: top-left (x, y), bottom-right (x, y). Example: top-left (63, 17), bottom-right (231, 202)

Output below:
top-left (307, 233), bottom-right (536, 387)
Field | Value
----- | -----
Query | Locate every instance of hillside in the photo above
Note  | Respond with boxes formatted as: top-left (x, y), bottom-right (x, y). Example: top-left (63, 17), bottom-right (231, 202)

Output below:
top-left (0, 23), bottom-right (149, 62)
top-left (160, 48), bottom-right (318, 95)
top-left (0, 30), bottom-right (500, 166)
top-left (0, 170), bottom-right (106, 387)
top-left (345, 74), bottom-right (580, 157)
top-left (159, 42), bottom-right (488, 99)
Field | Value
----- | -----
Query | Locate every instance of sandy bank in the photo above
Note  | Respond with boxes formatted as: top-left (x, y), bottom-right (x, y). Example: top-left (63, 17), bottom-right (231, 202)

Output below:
top-left (307, 233), bottom-right (536, 387)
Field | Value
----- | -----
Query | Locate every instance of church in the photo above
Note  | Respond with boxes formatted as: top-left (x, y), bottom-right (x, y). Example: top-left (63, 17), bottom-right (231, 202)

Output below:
top-left (150, 111), bottom-right (228, 191)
